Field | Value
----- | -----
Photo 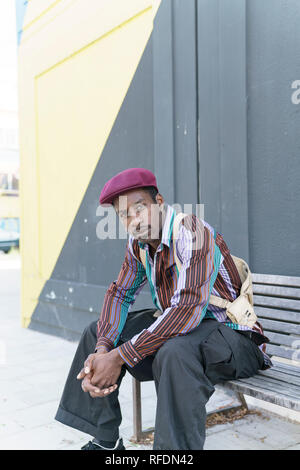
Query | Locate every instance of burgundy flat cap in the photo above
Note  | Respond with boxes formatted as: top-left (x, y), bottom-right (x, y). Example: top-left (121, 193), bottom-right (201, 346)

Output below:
top-left (99, 168), bottom-right (158, 205)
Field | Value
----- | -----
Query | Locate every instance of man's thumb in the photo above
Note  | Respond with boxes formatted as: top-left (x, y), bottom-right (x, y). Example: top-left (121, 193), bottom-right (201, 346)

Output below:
top-left (84, 355), bottom-right (94, 374)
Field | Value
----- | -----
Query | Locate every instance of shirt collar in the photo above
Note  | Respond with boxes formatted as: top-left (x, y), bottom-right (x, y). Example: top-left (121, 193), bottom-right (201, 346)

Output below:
top-left (138, 203), bottom-right (175, 250)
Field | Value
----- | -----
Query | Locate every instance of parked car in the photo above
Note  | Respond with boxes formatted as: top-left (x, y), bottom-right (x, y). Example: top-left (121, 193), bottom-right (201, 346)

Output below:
top-left (0, 218), bottom-right (20, 253)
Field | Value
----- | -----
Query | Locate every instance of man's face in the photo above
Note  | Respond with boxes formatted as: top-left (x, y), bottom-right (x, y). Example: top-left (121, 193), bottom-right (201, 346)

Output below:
top-left (113, 188), bottom-right (164, 242)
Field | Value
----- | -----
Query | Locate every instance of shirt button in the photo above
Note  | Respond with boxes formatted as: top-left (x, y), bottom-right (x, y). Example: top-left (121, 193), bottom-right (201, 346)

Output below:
top-left (133, 358), bottom-right (138, 362)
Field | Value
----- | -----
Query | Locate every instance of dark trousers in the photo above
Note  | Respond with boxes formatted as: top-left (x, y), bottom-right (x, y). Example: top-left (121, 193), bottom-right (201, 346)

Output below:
top-left (55, 308), bottom-right (265, 450)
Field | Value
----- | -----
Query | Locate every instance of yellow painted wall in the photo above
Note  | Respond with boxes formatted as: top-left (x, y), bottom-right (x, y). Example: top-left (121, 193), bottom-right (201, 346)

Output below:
top-left (0, 196), bottom-right (20, 218)
top-left (18, 0), bottom-right (162, 327)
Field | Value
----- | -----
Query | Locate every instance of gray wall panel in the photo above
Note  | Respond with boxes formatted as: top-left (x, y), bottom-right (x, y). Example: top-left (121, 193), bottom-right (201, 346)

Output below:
top-left (247, 0), bottom-right (300, 275)
top-left (153, 0), bottom-right (175, 204)
top-left (172, 0), bottom-right (198, 207)
top-left (197, 0), bottom-right (249, 261)
top-left (197, 0), bottom-right (222, 230)
top-left (153, 0), bottom-right (198, 208)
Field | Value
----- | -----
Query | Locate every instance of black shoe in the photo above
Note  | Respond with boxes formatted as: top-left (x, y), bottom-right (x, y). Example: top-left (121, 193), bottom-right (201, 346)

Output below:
top-left (81, 437), bottom-right (125, 450)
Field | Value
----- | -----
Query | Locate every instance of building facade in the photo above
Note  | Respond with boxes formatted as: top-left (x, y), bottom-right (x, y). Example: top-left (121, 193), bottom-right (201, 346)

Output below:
top-left (16, 0), bottom-right (300, 339)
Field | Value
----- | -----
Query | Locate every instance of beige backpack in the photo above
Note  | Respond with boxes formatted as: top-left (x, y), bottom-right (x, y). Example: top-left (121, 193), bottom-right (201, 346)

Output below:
top-left (139, 212), bottom-right (257, 328)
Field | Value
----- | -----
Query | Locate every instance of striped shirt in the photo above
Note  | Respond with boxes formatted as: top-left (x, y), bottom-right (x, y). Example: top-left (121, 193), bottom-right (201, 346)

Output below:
top-left (96, 203), bottom-right (273, 369)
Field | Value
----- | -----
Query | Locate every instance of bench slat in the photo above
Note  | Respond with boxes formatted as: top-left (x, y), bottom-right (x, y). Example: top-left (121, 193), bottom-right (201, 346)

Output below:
top-left (236, 375), bottom-right (300, 398)
top-left (271, 361), bottom-right (300, 375)
top-left (233, 375), bottom-right (300, 398)
top-left (256, 369), bottom-right (300, 386)
top-left (255, 306), bottom-right (300, 323)
top-left (264, 331), bottom-right (300, 348)
top-left (223, 380), bottom-right (300, 410)
top-left (260, 318), bottom-right (300, 335)
top-left (266, 344), bottom-right (300, 360)
top-left (253, 295), bottom-right (300, 312)
top-left (253, 284), bottom-right (300, 299)
top-left (252, 273), bottom-right (300, 287)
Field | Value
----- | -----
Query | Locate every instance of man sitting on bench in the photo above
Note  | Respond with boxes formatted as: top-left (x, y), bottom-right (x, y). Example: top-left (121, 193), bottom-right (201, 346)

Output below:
top-left (55, 167), bottom-right (272, 450)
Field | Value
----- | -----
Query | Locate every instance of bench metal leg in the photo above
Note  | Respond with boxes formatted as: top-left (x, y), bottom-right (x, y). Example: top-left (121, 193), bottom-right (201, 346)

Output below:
top-left (131, 378), bottom-right (155, 443)
top-left (237, 392), bottom-right (248, 410)
top-left (131, 379), bottom-right (248, 442)
top-left (132, 378), bottom-right (142, 442)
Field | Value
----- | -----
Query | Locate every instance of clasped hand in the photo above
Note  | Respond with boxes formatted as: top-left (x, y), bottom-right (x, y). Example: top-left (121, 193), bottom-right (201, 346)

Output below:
top-left (77, 348), bottom-right (124, 398)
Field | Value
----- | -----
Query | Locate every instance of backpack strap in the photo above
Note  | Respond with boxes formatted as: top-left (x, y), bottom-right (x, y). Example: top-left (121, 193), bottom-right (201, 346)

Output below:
top-left (209, 256), bottom-right (254, 312)
top-left (230, 255), bottom-right (254, 306)
top-left (208, 256), bottom-right (253, 309)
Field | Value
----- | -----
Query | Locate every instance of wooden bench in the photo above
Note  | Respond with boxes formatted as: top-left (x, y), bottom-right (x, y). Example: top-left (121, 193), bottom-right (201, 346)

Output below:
top-left (131, 273), bottom-right (300, 442)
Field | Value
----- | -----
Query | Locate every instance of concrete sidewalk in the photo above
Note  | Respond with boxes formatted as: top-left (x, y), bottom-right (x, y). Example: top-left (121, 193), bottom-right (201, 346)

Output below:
top-left (0, 251), bottom-right (299, 450)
